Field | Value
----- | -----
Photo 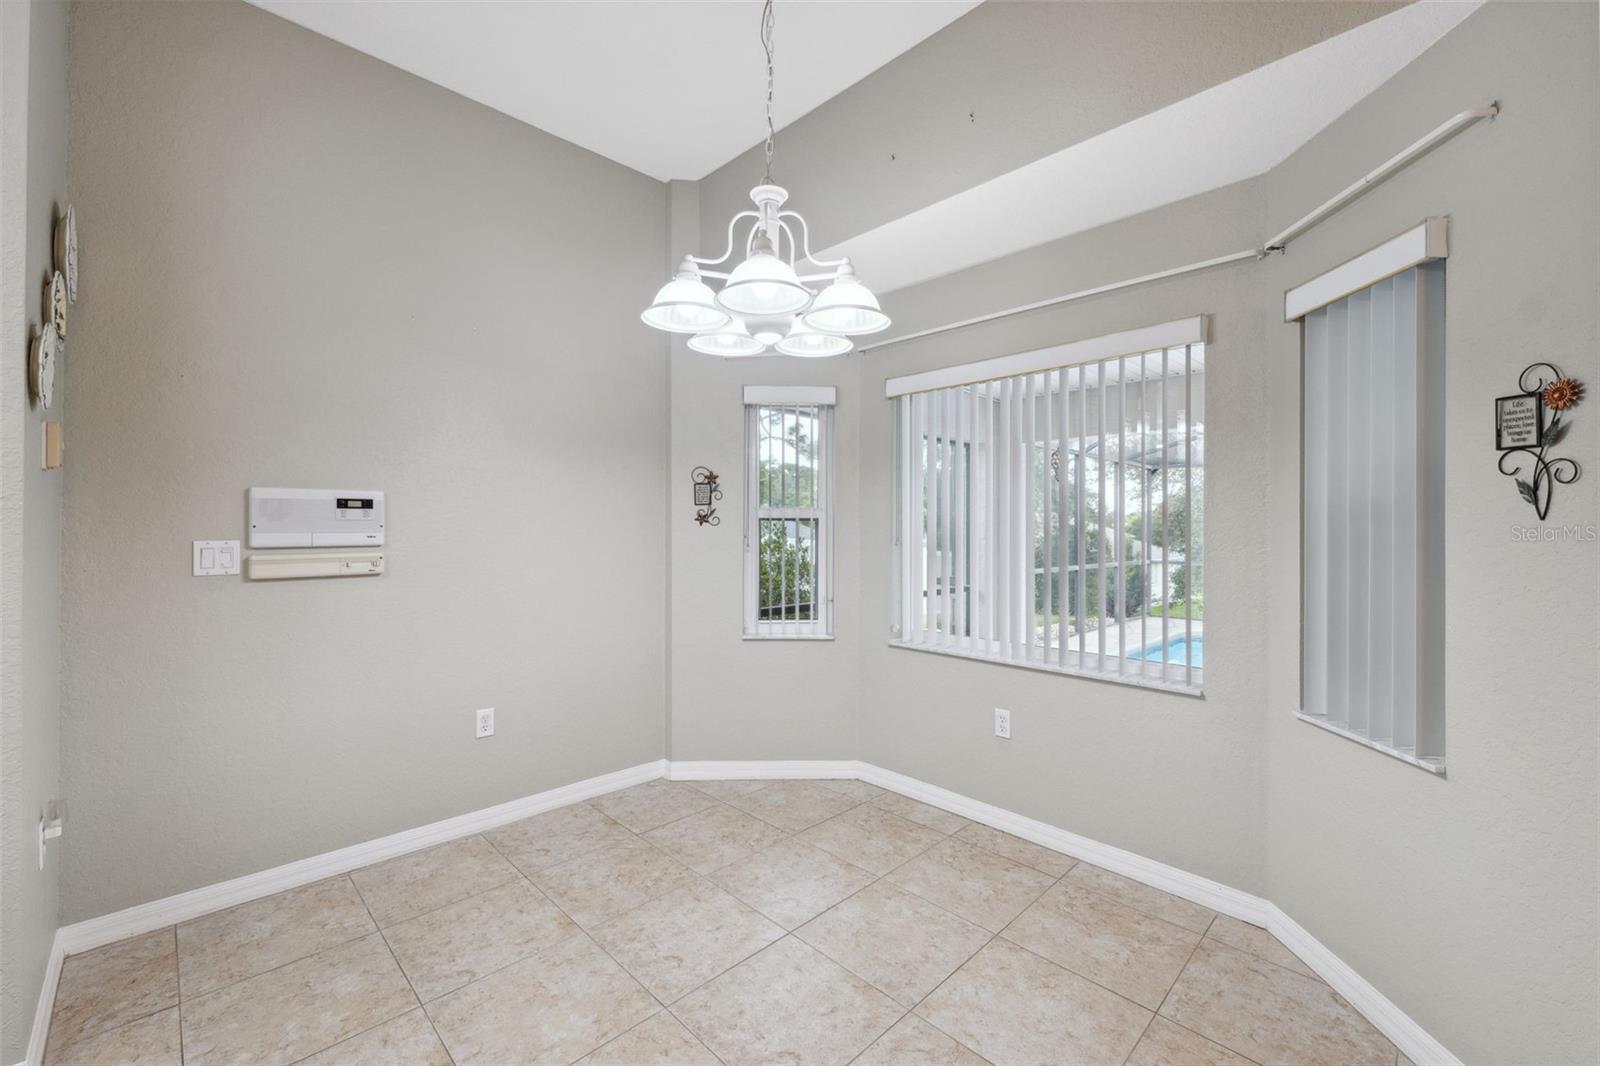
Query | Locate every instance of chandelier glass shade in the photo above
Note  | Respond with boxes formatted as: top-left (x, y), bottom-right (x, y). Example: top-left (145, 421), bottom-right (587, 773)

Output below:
top-left (641, 269), bottom-right (730, 334)
top-left (717, 251), bottom-right (811, 317)
top-left (686, 315), bottom-right (765, 358)
top-left (638, 0), bottom-right (888, 357)
top-left (801, 268), bottom-right (891, 336)
top-left (776, 318), bottom-right (853, 358)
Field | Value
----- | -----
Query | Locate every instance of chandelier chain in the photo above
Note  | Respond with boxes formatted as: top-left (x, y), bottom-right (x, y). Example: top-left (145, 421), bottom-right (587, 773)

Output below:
top-left (761, 0), bottom-right (775, 183)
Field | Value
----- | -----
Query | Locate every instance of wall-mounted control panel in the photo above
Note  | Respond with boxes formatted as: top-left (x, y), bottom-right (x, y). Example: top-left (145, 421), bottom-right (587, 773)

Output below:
top-left (249, 488), bottom-right (384, 548)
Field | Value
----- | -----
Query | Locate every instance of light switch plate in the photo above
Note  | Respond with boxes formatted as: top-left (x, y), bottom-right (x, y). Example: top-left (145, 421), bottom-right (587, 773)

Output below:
top-left (193, 540), bottom-right (241, 576)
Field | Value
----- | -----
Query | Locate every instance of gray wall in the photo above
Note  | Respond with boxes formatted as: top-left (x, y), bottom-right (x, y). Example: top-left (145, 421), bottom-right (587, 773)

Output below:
top-left (853, 179), bottom-right (1270, 895)
top-left (0, 0), bottom-right (68, 1059)
top-left (61, 0), bottom-right (668, 922)
top-left (700, 1), bottom-right (1397, 252)
top-left (667, 339), bottom-right (861, 763)
top-left (1260, 5), bottom-right (1598, 1063)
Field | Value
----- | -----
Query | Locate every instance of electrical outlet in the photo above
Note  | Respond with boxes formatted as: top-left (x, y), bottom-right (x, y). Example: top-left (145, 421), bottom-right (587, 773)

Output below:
top-left (994, 708), bottom-right (1012, 739)
top-left (475, 708), bottom-right (494, 739)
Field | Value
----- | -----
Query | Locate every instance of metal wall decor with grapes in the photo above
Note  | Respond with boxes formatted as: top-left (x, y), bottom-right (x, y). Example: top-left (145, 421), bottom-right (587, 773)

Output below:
top-left (1495, 363), bottom-right (1583, 520)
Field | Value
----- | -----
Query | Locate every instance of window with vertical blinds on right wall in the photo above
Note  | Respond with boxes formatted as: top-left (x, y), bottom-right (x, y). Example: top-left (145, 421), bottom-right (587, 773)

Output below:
top-left (1290, 219), bottom-right (1447, 771)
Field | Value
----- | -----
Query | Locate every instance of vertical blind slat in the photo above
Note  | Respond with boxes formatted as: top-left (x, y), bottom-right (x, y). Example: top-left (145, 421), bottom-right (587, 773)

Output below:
top-left (928, 392), bottom-right (934, 633)
top-left (1138, 353), bottom-right (1151, 680)
top-left (1116, 357), bottom-right (1128, 675)
top-left (1392, 268), bottom-right (1419, 753)
top-left (1368, 281), bottom-right (1395, 744)
top-left (1183, 347), bottom-right (1194, 689)
top-left (1036, 372), bottom-right (1049, 659)
top-left (1326, 300), bottom-right (1349, 727)
top-left (1303, 312), bottom-right (1328, 719)
top-left (1096, 361), bottom-right (1107, 674)
top-left (1023, 373), bottom-right (1037, 660)
top-left (1055, 368), bottom-right (1069, 669)
top-left (998, 378), bottom-right (1012, 660)
top-left (1159, 350), bottom-right (1170, 678)
top-left (1076, 369), bottom-right (1088, 662)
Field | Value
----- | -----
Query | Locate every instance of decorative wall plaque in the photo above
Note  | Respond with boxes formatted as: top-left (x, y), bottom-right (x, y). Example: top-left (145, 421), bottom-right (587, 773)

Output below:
top-left (1497, 362), bottom-right (1582, 521)
top-left (692, 467), bottom-right (722, 526)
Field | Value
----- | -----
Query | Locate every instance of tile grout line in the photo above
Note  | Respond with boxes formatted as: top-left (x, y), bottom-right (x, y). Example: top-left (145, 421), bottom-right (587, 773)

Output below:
top-left (661, 1003), bottom-right (731, 1066)
top-left (406, 847), bottom-right (629, 1063)
top-left (480, 822), bottom-right (702, 1063)
top-left (581, 786), bottom-right (936, 1059)
top-left (1116, 912), bottom-right (1216, 1066)
top-left (786, 824), bottom-right (1002, 1063)
top-left (42, 928), bottom-right (185, 1063)
top-left (172, 925), bottom-right (185, 1066)
top-left (337, 869), bottom-right (448, 1066)
top-left (877, 861), bottom-right (1081, 1063)
top-left (167, 878), bottom-right (381, 1007)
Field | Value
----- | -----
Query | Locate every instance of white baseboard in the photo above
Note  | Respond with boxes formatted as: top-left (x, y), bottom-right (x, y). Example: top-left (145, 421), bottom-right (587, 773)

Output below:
top-left (19, 930), bottom-right (65, 1066)
top-left (854, 763), bottom-right (1268, 925)
top-left (32, 755), bottom-right (1458, 1066)
top-left (54, 759), bottom-right (665, 960)
top-left (667, 759), bottom-right (860, 780)
top-left (1261, 903), bottom-right (1458, 1066)
top-left (673, 758), bottom-right (1461, 1066)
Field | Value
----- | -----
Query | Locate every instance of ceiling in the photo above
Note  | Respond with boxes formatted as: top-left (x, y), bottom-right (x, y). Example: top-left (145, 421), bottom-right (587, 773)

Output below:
top-left (248, 0), bottom-right (979, 182)
top-left (824, 1), bottom-right (1480, 294)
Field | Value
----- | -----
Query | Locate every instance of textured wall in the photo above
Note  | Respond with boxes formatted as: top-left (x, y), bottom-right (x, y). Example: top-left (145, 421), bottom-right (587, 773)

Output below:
top-left (852, 180), bottom-right (1271, 895)
top-left (1260, 5), bottom-right (1599, 1062)
top-left (667, 337), bottom-right (861, 762)
top-left (0, 1), bottom-right (68, 1059)
top-left (61, 0), bottom-right (668, 922)
top-left (700, 1), bottom-right (1398, 252)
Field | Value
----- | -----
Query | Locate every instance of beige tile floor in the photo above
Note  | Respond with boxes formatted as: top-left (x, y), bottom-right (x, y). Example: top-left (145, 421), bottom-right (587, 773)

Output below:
top-left (44, 778), bottom-right (1402, 1066)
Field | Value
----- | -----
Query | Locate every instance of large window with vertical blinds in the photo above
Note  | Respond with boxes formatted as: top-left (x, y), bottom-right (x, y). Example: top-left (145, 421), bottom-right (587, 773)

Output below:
top-left (1290, 220), bottom-right (1446, 771)
top-left (888, 319), bottom-right (1205, 692)
top-left (744, 386), bottom-right (835, 639)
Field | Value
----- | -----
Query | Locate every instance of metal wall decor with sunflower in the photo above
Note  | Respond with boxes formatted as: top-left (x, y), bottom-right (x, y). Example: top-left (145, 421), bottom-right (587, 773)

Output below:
top-left (1496, 363), bottom-right (1583, 521)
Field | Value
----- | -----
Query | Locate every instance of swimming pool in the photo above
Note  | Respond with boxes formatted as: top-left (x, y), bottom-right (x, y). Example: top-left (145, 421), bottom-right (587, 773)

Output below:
top-left (1129, 635), bottom-right (1204, 667)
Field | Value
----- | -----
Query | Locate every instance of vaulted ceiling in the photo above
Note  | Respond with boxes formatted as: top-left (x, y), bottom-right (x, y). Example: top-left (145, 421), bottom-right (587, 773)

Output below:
top-left (248, 0), bottom-right (979, 181)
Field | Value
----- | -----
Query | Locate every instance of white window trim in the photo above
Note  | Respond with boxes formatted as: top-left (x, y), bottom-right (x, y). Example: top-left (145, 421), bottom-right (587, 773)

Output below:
top-left (744, 387), bottom-right (836, 641)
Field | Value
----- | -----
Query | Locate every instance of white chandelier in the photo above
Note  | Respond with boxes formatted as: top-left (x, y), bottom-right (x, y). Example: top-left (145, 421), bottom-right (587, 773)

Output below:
top-left (640, 0), bottom-right (889, 357)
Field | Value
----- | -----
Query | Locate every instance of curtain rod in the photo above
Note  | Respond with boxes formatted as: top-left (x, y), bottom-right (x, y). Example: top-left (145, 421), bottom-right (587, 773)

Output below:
top-left (861, 103), bottom-right (1498, 354)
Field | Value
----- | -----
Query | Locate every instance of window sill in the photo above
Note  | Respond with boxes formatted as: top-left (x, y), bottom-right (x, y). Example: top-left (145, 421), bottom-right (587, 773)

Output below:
top-left (1295, 712), bottom-right (1445, 775)
top-left (744, 634), bottom-right (836, 642)
top-left (887, 640), bottom-right (1203, 697)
